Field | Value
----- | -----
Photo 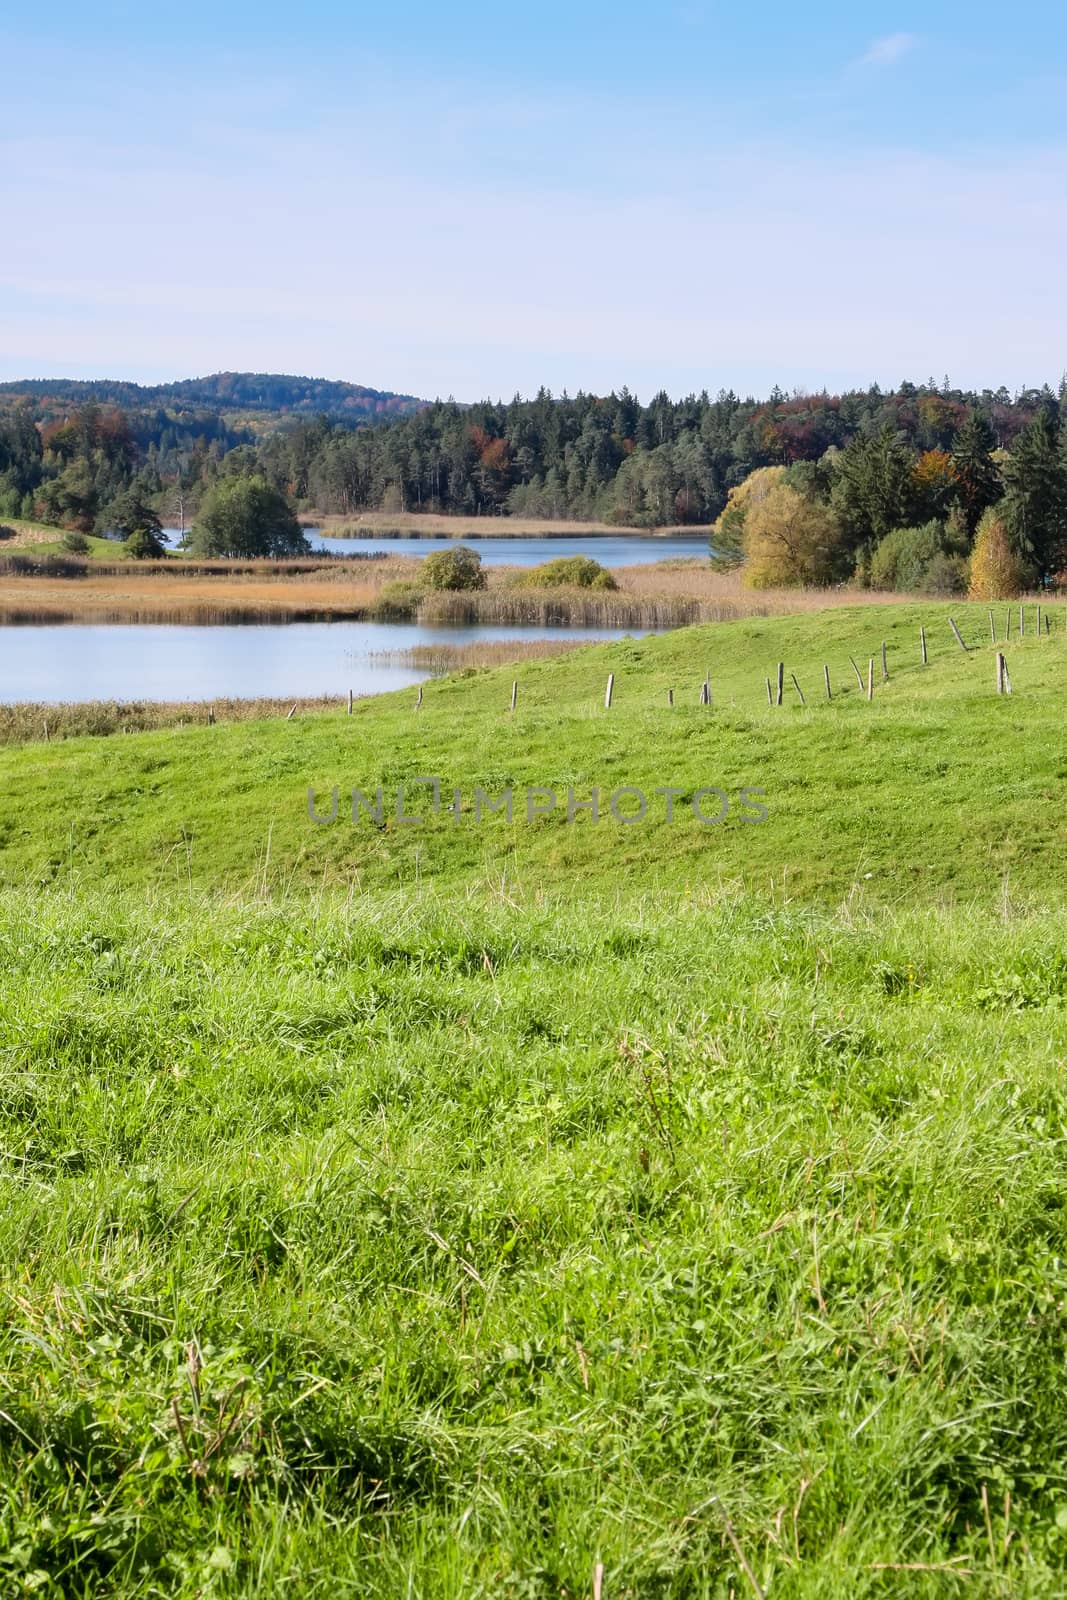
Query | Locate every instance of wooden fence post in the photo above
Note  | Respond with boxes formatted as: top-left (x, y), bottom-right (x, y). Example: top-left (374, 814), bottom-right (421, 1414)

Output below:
top-left (776, 662), bottom-right (784, 706)
top-left (765, 676), bottom-right (772, 705)
top-left (667, 688), bottom-right (674, 707)
top-left (995, 652), bottom-right (1005, 695)
top-left (849, 655), bottom-right (864, 690)
top-left (414, 686), bottom-right (423, 711)
top-left (949, 618), bottom-right (969, 652)
top-left (347, 688), bottom-right (353, 715)
top-left (1003, 657), bottom-right (1013, 695)
top-left (510, 680), bottom-right (518, 714)
top-left (605, 673), bottom-right (614, 709)
top-left (881, 641), bottom-right (888, 681)
top-left (286, 703), bottom-right (297, 721)
top-left (700, 680), bottom-right (710, 706)
top-left (867, 658), bottom-right (874, 701)
top-left (989, 610), bottom-right (996, 645)
top-left (1019, 605), bottom-right (1024, 639)
top-left (824, 664), bottom-right (832, 700)
top-left (920, 626), bottom-right (927, 665)
top-left (791, 673), bottom-right (806, 706)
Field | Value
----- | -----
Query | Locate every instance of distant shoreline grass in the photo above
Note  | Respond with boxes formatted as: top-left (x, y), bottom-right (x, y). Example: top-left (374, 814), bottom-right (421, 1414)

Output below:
top-left (306, 509), bottom-right (714, 538)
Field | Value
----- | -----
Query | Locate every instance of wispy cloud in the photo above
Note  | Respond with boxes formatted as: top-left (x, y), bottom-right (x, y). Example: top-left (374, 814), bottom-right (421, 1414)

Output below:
top-left (858, 33), bottom-right (918, 68)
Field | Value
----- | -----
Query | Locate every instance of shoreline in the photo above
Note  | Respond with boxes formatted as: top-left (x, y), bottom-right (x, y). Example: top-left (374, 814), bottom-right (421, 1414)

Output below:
top-left (304, 511), bottom-right (713, 540)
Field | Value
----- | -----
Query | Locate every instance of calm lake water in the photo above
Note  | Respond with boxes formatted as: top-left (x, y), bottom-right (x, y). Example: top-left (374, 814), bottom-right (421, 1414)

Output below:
top-left (0, 621), bottom-right (653, 705)
top-left (163, 529), bottom-right (710, 566)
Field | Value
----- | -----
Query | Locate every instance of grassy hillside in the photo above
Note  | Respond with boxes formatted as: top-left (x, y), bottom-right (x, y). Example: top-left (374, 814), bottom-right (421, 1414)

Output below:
top-left (3, 600), bottom-right (1067, 1596)
top-left (2, 601), bottom-right (1065, 904)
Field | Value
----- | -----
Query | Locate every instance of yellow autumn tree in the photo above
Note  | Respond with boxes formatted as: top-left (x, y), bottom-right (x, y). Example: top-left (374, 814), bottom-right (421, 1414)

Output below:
top-left (967, 506), bottom-right (1033, 600)
top-left (710, 465), bottom-right (787, 569)
top-left (742, 483), bottom-right (845, 588)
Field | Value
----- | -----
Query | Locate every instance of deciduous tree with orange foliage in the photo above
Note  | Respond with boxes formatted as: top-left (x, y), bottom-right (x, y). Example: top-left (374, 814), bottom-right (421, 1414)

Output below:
top-left (967, 507), bottom-right (1034, 600)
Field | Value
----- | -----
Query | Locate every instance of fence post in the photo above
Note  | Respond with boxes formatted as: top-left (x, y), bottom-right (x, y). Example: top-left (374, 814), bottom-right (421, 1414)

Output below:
top-left (867, 658), bottom-right (874, 702)
top-left (791, 673), bottom-right (806, 706)
top-left (1003, 657), bottom-right (1013, 695)
top-left (1036, 604), bottom-right (1042, 637)
top-left (996, 651), bottom-right (1005, 695)
top-left (510, 680), bottom-right (518, 714)
top-left (824, 664), bottom-right (832, 700)
top-left (776, 662), bottom-right (784, 706)
top-left (989, 610), bottom-right (996, 645)
top-left (605, 673), bottom-right (614, 709)
top-left (1019, 605), bottom-right (1024, 639)
top-left (765, 676), bottom-right (772, 706)
top-left (920, 626), bottom-right (927, 665)
top-left (347, 688), bottom-right (353, 715)
top-left (949, 618), bottom-right (968, 651)
top-left (881, 641), bottom-right (888, 681)
top-left (415, 685), bottom-right (423, 711)
top-left (667, 688), bottom-right (674, 707)
top-left (700, 680), bottom-right (710, 706)
top-left (849, 655), bottom-right (865, 690)
top-left (286, 703), bottom-right (297, 721)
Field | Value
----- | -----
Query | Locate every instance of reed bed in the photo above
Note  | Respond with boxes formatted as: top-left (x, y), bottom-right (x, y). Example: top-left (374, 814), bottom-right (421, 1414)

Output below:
top-left (416, 588), bottom-right (702, 627)
top-left (0, 695), bottom-right (349, 745)
top-left (366, 637), bottom-right (598, 675)
top-left (0, 551), bottom-right (396, 579)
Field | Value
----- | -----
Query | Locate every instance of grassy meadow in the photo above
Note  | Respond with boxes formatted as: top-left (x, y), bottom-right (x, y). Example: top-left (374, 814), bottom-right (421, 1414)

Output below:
top-left (2, 598), bottom-right (1067, 1596)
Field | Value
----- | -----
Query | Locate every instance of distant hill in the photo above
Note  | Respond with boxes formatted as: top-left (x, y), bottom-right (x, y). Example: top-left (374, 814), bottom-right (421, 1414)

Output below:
top-left (0, 372), bottom-right (426, 422)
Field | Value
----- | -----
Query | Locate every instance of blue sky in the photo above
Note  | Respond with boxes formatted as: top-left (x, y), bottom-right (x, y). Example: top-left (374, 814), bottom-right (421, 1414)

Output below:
top-left (2, 2), bottom-right (1066, 400)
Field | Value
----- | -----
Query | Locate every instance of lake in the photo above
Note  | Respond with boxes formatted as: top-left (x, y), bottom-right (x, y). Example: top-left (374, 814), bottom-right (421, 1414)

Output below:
top-left (163, 529), bottom-right (710, 566)
top-left (0, 620), bottom-right (654, 705)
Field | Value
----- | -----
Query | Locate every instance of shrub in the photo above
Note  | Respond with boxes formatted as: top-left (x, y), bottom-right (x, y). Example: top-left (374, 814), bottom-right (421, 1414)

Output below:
top-left (510, 556), bottom-right (617, 590)
top-left (421, 546), bottom-right (486, 591)
top-left (123, 526), bottom-right (167, 560)
top-left (868, 520), bottom-right (965, 593)
top-left (968, 506), bottom-right (1035, 600)
top-left (921, 551), bottom-right (969, 595)
top-left (61, 531), bottom-right (91, 555)
top-left (372, 581), bottom-right (422, 621)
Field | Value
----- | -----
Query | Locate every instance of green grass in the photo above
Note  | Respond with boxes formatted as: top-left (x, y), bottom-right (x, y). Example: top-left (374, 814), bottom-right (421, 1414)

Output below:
top-left (3, 599), bottom-right (1067, 1595)
top-left (2, 889), bottom-right (1067, 1596)
top-left (2, 601), bottom-right (1065, 904)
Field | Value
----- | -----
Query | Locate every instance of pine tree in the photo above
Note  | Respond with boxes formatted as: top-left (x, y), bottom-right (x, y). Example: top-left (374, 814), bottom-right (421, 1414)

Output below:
top-left (950, 410), bottom-right (1000, 536)
top-left (1001, 408), bottom-right (1067, 582)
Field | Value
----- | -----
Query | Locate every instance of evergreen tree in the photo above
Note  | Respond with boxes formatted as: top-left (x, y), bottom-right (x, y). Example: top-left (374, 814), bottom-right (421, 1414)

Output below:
top-left (951, 410), bottom-right (1000, 535)
top-left (1001, 408), bottom-right (1067, 582)
top-left (831, 427), bottom-right (917, 551)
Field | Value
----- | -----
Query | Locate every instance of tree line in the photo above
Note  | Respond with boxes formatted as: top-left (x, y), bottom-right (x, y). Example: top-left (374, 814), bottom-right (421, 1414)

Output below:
top-left (2, 377), bottom-right (1067, 583)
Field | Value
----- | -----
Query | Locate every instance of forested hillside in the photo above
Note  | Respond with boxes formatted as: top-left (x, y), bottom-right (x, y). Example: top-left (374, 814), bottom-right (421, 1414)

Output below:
top-left (0, 372), bottom-right (424, 421)
top-left (3, 375), bottom-right (1067, 589)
